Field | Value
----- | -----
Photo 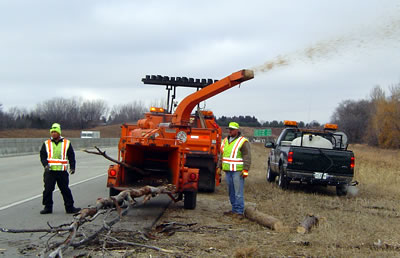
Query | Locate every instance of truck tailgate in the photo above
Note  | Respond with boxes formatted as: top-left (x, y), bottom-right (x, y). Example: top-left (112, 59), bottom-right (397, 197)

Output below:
top-left (288, 146), bottom-right (353, 176)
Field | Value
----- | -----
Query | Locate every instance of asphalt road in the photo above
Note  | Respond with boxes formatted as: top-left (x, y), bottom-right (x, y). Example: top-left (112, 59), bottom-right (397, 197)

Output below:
top-left (0, 146), bottom-right (171, 257)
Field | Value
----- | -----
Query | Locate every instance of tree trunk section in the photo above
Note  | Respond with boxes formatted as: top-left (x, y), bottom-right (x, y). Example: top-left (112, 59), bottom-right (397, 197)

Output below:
top-left (244, 206), bottom-right (284, 231)
top-left (297, 214), bottom-right (319, 234)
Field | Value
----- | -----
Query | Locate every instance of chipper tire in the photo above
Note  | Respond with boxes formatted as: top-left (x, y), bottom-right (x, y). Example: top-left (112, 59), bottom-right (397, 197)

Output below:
top-left (183, 191), bottom-right (197, 209)
top-left (109, 187), bottom-right (121, 197)
top-left (186, 157), bottom-right (216, 193)
top-left (198, 167), bottom-right (216, 193)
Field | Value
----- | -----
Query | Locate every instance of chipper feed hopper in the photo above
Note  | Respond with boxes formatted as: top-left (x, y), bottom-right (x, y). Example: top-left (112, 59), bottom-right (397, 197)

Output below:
top-left (107, 69), bottom-right (254, 209)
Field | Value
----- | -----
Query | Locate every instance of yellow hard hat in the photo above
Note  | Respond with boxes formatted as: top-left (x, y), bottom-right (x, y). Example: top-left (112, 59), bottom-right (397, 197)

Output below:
top-left (50, 123), bottom-right (61, 135)
top-left (227, 122), bottom-right (239, 130)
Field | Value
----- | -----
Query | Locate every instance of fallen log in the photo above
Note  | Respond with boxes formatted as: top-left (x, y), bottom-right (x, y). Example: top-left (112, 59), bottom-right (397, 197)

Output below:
top-left (297, 214), bottom-right (319, 234)
top-left (244, 206), bottom-right (284, 231)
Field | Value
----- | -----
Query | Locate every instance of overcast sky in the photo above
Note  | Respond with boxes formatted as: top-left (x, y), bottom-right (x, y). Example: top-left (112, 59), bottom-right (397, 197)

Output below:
top-left (1, 0), bottom-right (399, 123)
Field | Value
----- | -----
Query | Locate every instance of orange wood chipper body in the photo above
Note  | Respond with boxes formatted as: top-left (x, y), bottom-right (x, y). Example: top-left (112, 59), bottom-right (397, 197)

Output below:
top-left (107, 69), bottom-right (254, 209)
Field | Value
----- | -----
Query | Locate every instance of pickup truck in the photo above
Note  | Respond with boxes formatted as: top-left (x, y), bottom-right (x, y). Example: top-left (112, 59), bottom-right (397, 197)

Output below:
top-left (265, 121), bottom-right (355, 196)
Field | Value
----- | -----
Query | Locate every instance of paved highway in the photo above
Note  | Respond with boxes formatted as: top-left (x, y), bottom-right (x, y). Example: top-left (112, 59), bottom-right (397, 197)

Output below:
top-left (0, 147), bottom-right (170, 257)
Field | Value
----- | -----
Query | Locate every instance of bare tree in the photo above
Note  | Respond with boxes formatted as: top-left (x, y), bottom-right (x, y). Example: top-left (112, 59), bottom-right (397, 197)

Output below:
top-left (370, 85), bottom-right (386, 102)
top-left (149, 98), bottom-right (167, 109)
top-left (109, 101), bottom-right (146, 124)
top-left (79, 99), bottom-right (108, 128)
top-left (35, 97), bottom-right (81, 129)
top-left (369, 83), bottom-right (400, 148)
top-left (0, 104), bottom-right (8, 129)
top-left (364, 86), bottom-right (386, 146)
top-left (306, 120), bottom-right (321, 128)
top-left (330, 99), bottom-right (373, 143)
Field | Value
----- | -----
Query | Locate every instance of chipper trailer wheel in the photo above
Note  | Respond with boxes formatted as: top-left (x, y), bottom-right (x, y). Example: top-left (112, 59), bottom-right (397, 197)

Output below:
top-left (183, 191), bottom-right (197, 209)
top-left (109, 187), bottom-right (121, 197)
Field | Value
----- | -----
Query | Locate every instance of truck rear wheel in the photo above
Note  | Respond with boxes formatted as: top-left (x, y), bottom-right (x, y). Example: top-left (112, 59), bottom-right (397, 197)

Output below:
top-left (266, 165), bottom-right (276, 183)
top-left (183, 191), bottom-right (197, 209)
top-left (336, 185), bottom-right (348, 196)
top-left (278, 166), bottom-right (289, 189)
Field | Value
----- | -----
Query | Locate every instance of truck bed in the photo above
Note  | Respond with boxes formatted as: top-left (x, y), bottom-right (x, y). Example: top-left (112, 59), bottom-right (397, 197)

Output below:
top-left (287, 146), bottom-right (354, 177)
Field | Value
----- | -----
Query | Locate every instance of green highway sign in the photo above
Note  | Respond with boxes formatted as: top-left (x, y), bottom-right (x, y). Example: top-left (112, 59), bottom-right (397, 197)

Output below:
top-left (254, 129), bottom-right (271, 137)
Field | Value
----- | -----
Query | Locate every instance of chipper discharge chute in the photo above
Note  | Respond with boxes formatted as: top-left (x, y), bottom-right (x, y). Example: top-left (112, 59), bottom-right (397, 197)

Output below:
top-left (107, 69), bottom-right (254, 209)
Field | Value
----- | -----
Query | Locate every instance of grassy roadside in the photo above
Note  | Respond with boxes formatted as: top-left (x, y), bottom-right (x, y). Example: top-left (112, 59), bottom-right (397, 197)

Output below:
top-left (121, 143), bottom-right (400, 257)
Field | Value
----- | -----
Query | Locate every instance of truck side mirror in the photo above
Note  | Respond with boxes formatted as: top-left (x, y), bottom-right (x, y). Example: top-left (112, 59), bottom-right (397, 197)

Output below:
top-left (265, 141), bottom-right (275, 148)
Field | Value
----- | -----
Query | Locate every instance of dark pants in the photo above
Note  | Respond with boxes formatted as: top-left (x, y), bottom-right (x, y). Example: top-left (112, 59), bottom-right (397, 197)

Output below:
top-left (42, 170), bottom-right (74, 209)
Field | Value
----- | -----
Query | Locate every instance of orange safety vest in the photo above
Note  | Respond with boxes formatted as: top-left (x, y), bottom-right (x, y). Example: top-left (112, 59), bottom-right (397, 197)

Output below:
top-left (45, 138), bottom-right (70, 171)
top-left (220, 136), bottom-right (248, 171)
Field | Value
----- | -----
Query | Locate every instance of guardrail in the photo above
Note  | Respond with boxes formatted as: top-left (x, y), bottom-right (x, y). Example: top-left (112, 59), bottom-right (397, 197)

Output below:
top-left (0, 138), bottom-right (119, 157)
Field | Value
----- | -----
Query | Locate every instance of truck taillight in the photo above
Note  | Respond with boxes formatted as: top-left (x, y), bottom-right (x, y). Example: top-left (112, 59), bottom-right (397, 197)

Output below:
top-left (109, 170), bottom-right (117, 177)
top-left (288, 151), bottom-right (293, 164)
top-left (350, 156), bottom-right (355, 169)
top-left (189, 173), bottom-right (197, 181)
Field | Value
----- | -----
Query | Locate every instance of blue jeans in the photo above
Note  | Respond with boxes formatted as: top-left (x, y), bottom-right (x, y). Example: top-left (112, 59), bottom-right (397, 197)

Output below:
top-left (225, 171), bottom-right (244, 214)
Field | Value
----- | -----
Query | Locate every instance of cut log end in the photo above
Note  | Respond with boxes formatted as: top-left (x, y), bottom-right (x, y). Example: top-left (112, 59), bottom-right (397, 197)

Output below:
top-left (297, 214), bottom-right (319, 234)
top-left (296, 226), bottom-right (307, 234)
top-left (244, 206), bottom-right (284, 231)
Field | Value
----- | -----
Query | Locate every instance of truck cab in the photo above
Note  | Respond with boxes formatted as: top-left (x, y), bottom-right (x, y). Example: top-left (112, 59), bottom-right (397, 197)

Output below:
top-left (266, 121), bottom-right (355, 196)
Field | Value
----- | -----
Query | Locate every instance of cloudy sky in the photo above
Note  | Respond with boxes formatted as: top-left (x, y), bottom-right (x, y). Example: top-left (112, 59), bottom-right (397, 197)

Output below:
top-left (1, 0), bottom-right (399, 123)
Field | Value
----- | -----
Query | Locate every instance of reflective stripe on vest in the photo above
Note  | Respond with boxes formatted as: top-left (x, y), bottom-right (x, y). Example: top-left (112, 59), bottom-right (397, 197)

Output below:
top-left (221, 136), bottom-right (248, 171)
top-left (45, 138), bottom-right (70, 171)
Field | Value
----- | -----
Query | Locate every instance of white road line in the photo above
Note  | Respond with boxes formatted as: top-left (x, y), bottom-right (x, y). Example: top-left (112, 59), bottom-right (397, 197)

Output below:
top-left (0, 173), bottom-right (107, 211)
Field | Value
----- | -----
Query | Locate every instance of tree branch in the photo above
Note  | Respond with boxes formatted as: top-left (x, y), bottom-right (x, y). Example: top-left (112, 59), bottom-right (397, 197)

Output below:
top-left (83, 146), bottom-right (147, 175)
top-left (105, 235), bottom-right (174, 253)
top-left (0, 185), bottom-right (176, 257)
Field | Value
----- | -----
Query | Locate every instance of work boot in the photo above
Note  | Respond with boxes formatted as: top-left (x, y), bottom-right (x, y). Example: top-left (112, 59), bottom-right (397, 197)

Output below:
top-left (40, 207), bottom-right (52, 214)
top-left (232, 213), bottom-right (244, 220)
top-left (65, 206), bottom-right (81, 214)
top-left (223, 211), bottom-right (234, 216)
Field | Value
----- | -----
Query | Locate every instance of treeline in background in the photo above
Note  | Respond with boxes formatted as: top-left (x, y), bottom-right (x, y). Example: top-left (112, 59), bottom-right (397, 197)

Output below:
top-left (216, 116), bottom-right (321, 129)
top-left (218, 84), bottom-right (399, 149)
top-left (331, 85), bottom-right (400, 149)
top-left (0, 84), bottom-right (398, 148)
top-left (0, 98), bottom-right (147, 130)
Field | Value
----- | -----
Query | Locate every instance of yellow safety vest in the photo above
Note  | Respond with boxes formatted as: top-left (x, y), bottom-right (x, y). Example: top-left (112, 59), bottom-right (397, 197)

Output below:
top-left (221, 136), bottom-right (248, 171)
top-left (45, 138), bottom-right (70, 171)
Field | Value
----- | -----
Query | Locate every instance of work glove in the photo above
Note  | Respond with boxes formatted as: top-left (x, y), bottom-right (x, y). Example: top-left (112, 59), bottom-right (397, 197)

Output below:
top-left (241, 169), bottom-right (248, 179)
top-left (44, 165), bottom-right (50, 173)
top-left (69, 169), bottom-right (75, 175)
top-left (216, 168), bottom-right (222, 177)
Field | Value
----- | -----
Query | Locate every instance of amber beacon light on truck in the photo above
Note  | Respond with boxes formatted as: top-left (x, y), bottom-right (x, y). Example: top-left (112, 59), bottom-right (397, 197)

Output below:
top-left (284, 120), bottom-right (298, 127)
top-left (324, 123), bottom-right (338, 130)
top-left (150, 107), bottom-right (165, 113)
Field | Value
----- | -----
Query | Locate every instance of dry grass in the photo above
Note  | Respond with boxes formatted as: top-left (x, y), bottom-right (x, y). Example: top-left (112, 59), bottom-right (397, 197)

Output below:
top-left (120, 143), bottom-right (400, 257)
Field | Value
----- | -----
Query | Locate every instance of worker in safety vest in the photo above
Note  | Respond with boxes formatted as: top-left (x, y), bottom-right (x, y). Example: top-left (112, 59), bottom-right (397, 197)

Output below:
top-left (39, 123), bottom-right (81, 214)
top-left (217, 122), bottom-right (251, 218)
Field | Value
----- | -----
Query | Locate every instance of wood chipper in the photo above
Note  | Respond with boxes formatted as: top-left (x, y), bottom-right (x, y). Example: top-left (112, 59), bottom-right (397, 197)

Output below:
top-left (107, 69), bottom-right (254, 209)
